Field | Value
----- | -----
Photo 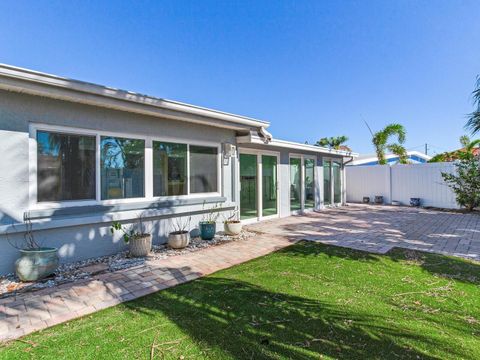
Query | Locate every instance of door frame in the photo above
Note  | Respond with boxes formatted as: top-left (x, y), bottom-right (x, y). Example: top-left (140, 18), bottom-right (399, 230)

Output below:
top-left (238, 148), bottom-right (280, 224)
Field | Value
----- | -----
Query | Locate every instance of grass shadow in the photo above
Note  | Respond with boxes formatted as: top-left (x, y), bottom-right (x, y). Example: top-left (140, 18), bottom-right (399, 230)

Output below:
top-left (124, 276), bottom-right (454, 359)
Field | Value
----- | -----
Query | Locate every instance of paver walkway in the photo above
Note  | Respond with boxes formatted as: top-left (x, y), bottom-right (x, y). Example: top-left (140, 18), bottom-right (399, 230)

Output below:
top-left (2, 204), bottom-right (480, 342)
top-left (0, 233), bottom-right (294, 342)
top-left (250, 204), bottom-right (480, 261)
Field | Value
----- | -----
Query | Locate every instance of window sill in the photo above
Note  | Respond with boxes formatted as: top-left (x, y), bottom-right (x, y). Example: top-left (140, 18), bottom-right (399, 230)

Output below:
top-left (2, 196), bottom-right (232, 234)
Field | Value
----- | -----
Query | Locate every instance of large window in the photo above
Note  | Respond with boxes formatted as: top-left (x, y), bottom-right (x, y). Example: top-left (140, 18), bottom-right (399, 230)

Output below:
top-left (153, 141), bottom-right (187, 196)
top-left (37, 131), bottom-right (96, 202)
top-left (35, 127), bottom-right (220, 204)
top-left (189, 145), bottom-right (218, 193)
top-left (101, 136), bottom-right (145, 200)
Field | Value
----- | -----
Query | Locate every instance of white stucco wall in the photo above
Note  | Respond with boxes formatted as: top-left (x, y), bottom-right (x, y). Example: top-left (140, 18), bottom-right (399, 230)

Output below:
top-left (0, 90), bottom-right (237, 274)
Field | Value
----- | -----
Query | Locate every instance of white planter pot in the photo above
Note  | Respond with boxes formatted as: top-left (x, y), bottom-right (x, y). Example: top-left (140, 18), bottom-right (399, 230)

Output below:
top-left (129, 234), bottom-right (152, 257)
top-left (168, 231), bottom-right (190, 249)
top-left (224, 221), bottom-right (242, 236)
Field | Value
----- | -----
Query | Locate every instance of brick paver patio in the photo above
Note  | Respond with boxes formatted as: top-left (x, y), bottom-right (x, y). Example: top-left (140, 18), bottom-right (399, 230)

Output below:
top-left (1, 204), bottom-right (479, 342)
top-left (250, 204), bottom-right (480, 261)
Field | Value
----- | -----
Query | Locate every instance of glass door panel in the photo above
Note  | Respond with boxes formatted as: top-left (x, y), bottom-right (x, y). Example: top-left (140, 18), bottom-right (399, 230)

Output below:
top-left (333, 161), bottom-right (342, 203)
top-left (304, 158), bottom-right (315, 209)
top-left (323, 160), bottom-right (332, 205)
top-left (290, 158), bottom-right (301, 211)
top-left (262, 155), bottom-right (278, 217)
top-left (240, 154), bottom-right (257, 220)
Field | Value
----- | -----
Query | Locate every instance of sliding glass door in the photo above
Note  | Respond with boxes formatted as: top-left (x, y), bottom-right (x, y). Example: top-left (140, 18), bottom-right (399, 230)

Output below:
top-left (240, 154), bottom-right (257, 220)
top-left (304, 158), bottom-right (315, 209)
top-left (240, 151), bottom-right (279, 222)
top-left (262, 155), bottom-right (278, 217)
top-left (323, 160), bottom-right (332, 205)
top-left (290, 157), bottom-right (302, 211)
top-left (333, 161), bottom-right (342, 203)
top-left (323, 159), bottom-right (342, 205)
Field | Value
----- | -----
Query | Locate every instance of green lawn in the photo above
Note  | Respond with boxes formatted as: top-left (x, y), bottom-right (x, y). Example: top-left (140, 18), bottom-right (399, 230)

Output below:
top-left (1, 242), bottom-right (479, 359)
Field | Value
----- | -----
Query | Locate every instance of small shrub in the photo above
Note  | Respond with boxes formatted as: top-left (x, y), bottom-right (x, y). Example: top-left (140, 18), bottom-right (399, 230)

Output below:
top-left (441, 152), bottom-right (480, 211)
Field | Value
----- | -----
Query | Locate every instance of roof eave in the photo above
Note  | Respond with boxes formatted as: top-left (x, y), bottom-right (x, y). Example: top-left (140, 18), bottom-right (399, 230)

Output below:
top-left (237, 134), bottom-right (358, 157)
top-left (0, 64), bottom-right (270, 132)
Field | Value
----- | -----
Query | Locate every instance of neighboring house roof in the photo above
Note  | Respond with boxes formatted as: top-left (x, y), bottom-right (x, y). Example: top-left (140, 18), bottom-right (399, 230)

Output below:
top-left (0, 64), bottom-right (269, 132)
top-left (349, 150), bottom-right (431, 166)
top-left (0, 63), bottom-right (358, 159)
top-left (430, 146), bottom-right (480, 162)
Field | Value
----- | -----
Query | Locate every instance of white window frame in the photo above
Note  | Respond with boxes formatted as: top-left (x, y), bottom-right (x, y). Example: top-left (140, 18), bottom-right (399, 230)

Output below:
top-left (29, 123), bottom-right (222, 210)
top-left (237, 148), bottom-right (280, 224)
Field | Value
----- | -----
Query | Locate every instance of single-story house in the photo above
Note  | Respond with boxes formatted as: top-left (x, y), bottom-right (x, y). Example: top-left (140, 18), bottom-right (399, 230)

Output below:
top-left (0, 64), bottom-right (357, 275)
top-left (349, 150), bottom-right (431, 166)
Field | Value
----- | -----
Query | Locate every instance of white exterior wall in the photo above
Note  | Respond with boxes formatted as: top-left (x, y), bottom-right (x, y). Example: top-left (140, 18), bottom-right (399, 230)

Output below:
top-left (346, 162), bottom-right (458, 208)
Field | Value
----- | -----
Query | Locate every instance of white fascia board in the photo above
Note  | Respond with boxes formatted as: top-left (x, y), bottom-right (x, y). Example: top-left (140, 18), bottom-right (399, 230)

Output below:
top-left (0, 64), bottom-right (269, 131)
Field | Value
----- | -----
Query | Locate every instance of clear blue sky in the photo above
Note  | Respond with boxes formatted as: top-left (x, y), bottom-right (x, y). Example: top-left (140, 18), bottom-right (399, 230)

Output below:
top-left (1, 1), bottom-right (479, 154)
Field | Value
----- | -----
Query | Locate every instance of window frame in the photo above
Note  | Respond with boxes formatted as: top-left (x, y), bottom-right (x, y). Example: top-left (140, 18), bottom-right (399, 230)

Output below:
top-left (29, 123), bottom-right (222, 210)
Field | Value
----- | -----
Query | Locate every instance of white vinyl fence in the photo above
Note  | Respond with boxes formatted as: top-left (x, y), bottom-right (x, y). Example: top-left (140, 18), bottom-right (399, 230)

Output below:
top-left (346, 162), bottom-right (458, 208)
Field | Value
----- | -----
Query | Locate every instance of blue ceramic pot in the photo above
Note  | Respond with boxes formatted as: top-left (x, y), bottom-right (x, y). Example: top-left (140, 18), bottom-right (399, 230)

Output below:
top-left (199, 222), bottom-right (216, 240)
top-left (15, 247), bottom-right (59, 282)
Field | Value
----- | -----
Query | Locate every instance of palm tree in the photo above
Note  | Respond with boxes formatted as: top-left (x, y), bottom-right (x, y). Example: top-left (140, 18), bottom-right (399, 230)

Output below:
top-left (466, 77), bottom-right (480, 135)
top-left (460, 135), bottom-right (471, 148)
top-left (316, 136), bottom-right (349, 150)
top-left (372, 124), bottom-right (407, 165)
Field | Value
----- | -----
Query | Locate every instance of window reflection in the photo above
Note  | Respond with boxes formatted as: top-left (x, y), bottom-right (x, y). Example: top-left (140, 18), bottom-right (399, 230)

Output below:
top-left (37, 131), bottom-right (96, 202)
top-left (101, 136), bottom-right (145, 199)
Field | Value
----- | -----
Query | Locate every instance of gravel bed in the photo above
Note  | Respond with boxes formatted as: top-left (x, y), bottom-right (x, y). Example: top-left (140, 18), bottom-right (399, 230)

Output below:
top-left (0, 230), bottom-right (255, 298)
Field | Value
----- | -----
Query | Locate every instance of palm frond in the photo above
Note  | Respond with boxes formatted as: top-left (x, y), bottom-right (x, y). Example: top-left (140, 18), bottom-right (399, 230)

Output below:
top-left (466, 76), bottom-right (480, 135)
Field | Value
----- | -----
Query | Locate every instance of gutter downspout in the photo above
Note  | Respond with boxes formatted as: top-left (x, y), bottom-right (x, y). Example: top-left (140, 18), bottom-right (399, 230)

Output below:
top-left (342, 154), bottom-right (355, 206)
top-left (258, 127), bottom-right (273, 143)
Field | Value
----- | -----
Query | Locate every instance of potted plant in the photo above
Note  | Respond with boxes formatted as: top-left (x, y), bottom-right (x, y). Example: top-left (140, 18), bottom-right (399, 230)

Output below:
top-left (410, 198), bottom-right (421, 207)
top-left (110, 214), bottom-right (152, 257)
top-left (223, 209), bottom-right (242, 236)
top-left (199, 202), bottom-right (222, 240)
top-left (7, 215), bottom-right (59, 282)
top-left (168, 216), bottom-right (191, 249)
top-left (363, 197), bottom-right (370, 204)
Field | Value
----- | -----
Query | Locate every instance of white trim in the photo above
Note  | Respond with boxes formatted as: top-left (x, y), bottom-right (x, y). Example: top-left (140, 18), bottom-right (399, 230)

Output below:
top-left (29, 122), bottom-right (222, 210)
